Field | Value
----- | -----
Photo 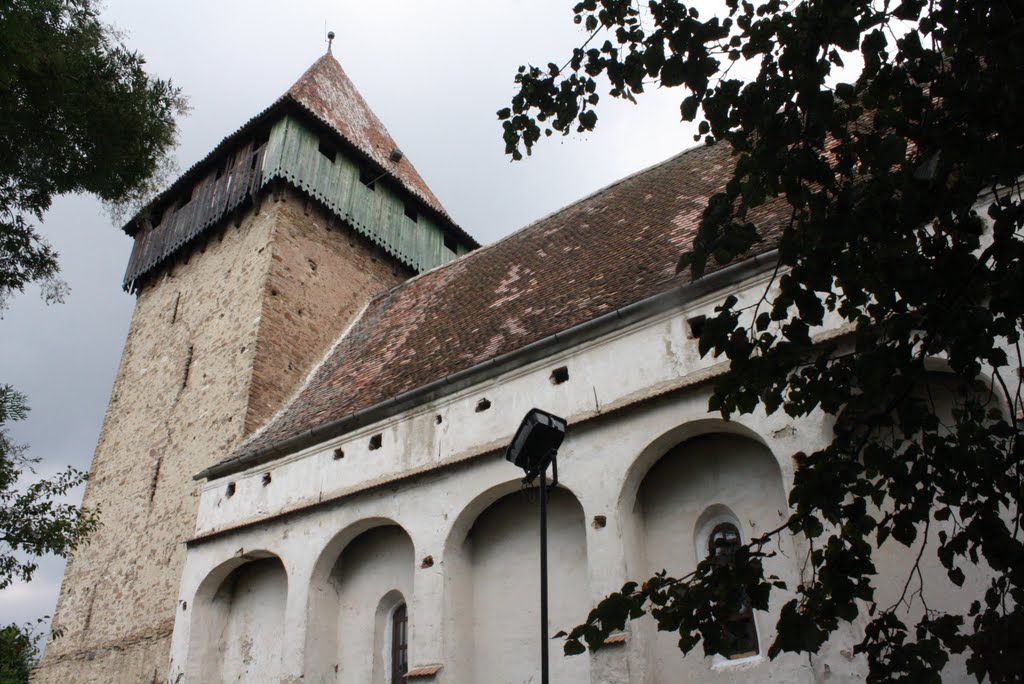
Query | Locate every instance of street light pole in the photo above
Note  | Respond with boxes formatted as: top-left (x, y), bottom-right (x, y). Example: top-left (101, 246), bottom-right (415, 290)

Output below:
top-left (539, 463), bottom-right (549, 684)
top-left (505, 409), bottom-right (566, 684)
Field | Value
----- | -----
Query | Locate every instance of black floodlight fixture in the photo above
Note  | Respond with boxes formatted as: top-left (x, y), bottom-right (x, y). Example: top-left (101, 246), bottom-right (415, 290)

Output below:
top-left (505, 408), bottom-right (567, 483)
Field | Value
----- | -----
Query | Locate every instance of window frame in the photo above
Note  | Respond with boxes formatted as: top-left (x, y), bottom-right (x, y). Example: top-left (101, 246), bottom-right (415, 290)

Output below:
top-left (390, 602), bottom-right (408, 681)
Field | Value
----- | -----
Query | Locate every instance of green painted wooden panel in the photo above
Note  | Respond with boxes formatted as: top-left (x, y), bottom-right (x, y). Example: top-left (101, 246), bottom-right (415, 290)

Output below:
top-left (261, 116), bottom-right (461, 273)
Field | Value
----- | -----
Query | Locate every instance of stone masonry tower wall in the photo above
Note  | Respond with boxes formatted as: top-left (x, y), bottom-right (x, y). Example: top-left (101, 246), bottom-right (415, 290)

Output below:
top-left (34, 191), bottom-right (406, 683)
top-left (247, 185), bottom-right (412, 433)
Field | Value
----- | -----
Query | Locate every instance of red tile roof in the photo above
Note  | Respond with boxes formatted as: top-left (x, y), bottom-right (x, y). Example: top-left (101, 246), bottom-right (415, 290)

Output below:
top-left (224, 142), bottom-right (782, 470)
top-left (287, 54), bottom-right (450, 219)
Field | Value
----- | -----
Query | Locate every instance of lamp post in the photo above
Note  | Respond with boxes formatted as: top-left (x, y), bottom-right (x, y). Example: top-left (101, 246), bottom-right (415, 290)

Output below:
top-left (505, 408), bottom-right (567, 684)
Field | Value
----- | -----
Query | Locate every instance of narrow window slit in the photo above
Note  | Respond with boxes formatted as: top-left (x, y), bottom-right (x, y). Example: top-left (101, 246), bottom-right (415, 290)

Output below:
top-left (181, 345), bottom-right (194, 388)
top-left (318, 139), bottom-right (337, 163)
top-left (148, 457), bottom-right (163, 502)
top-left (369, 434), bottom-right (382, 450)
top-left (225, 482), bottom-right (236, 498)
top-left (706, 521), bottom-right (760, 658)
top-left (550, 366), bottom-right (569, 385)
top-left (359, 168), bottom-right (376, 190)
top-left (391, 604), bottom-right (408, 679)
top-left (687, 315), bottom-right (707, 339)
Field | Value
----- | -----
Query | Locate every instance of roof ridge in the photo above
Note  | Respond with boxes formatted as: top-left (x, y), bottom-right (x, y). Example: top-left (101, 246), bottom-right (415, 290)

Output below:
top-left (288, 53), bottom-right (331, 93)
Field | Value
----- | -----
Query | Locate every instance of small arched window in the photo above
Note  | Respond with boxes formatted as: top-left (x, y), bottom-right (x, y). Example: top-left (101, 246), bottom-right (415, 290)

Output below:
top-left (391, 603), bottom-right (408, 680)
top-left (706, 522), bottom-right (759, 659)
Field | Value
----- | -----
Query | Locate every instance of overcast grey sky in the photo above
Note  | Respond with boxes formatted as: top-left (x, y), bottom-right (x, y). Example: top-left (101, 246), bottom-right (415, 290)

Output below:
top-left (0, 0), bottom-right (705, 630)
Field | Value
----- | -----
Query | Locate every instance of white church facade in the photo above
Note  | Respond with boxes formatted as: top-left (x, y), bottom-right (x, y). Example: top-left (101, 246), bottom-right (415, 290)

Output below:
top-left (38, 51), bottom-right (984, 684)
top-left (173, 256), bottom-right (830, 683)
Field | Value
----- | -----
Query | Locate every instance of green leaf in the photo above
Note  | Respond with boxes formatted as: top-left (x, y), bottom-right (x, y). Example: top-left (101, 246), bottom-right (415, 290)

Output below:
top-left (500, 4), bottom-right (1024, 682)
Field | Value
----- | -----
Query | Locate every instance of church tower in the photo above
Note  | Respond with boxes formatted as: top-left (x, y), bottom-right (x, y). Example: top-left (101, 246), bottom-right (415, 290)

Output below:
top-left (34, 53), bottom-right (475, 683)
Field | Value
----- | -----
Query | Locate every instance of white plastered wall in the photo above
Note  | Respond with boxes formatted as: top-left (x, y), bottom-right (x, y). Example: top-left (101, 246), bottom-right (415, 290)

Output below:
top-left (462, 488), bottom-right (591, 683)
top-left (302, 524), bottom-right (415, 684)
top-left (168, 266), bottom-right (986, 684)
top-left (188, 555), bottom-right (287, 683)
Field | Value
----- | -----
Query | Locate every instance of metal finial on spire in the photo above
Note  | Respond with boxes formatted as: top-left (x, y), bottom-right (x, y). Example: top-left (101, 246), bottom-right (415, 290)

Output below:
top-left (327, 30), bottom-right (335, 54)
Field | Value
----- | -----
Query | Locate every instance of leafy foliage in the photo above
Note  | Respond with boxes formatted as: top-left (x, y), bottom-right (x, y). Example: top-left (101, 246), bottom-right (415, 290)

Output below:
top-left (0, 0), bottom-right (186, 310)
top-left (0, 0), bottom-right (182, 608)
top-left (0, 386), bottom-right (97, 591)
top-left (504, 0), bottom-right (1023, 680)
top-left (0, 620), bottom-right (43, 683)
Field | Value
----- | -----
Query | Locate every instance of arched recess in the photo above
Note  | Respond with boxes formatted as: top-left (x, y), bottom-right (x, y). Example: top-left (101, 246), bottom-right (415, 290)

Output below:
top-left (440, 479), bottom-right (531, 683)
top-left (305, 521), bottom-right (415, 684)
top-left (850, 369), bottom-right (1001, 620)
top-left (618, 418), bottom-right (772, 517)
top-left (633, 432), bottom-right (790, 680)
top-left (187, 551), bottom-right (288, 682)
top-left (454, 484), bottom-right (592, 684)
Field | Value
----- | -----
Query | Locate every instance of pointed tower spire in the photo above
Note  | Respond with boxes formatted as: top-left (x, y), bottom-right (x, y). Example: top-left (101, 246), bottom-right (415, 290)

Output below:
top-left (284, 53), bottom-right (450, 217)
top-left (120, 52), bottom-right (476, 293)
